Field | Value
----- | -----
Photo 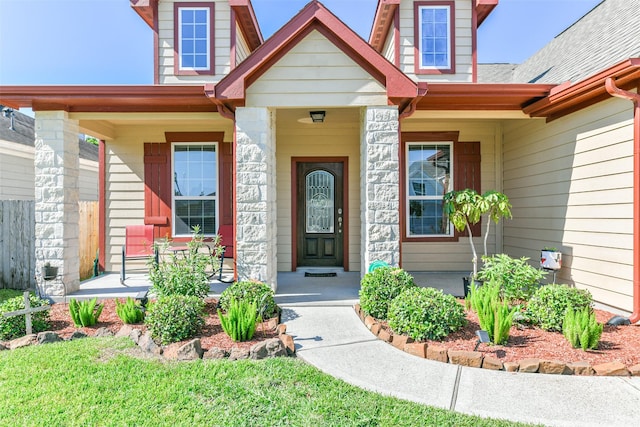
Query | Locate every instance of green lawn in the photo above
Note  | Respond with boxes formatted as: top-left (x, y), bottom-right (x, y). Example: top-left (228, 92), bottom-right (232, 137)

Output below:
top-left (0, 338), bottom-right (536, 427)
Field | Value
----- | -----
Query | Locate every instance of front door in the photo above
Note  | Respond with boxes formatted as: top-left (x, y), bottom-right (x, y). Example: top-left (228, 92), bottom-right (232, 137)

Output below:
top-left (296, 162), bottom-right (344, 267)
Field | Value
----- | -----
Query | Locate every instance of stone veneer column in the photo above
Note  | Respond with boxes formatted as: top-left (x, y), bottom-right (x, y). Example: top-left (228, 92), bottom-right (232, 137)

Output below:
top-left (34, 111), bottom-right (80, 296)
top-left (235, 107), bottom-right (278, 291)
top-left (360, 106), bottom-right (401, 276)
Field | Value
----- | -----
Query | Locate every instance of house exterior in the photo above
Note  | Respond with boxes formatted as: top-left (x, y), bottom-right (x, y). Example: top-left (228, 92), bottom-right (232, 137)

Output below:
top-left (0, 0), bottom-right (639, 322)
top-left (0, 108), bottom-right (99, 201)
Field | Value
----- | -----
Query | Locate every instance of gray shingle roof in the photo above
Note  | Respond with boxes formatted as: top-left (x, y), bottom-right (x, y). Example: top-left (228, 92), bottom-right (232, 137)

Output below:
top-left (0, 107), bottom-right (98, 162)
top-left (479, 0), bottom-right (640, 84)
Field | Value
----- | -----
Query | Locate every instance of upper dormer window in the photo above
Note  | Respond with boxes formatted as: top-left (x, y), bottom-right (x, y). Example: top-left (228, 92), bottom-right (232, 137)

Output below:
top-left (415, 1), bottom-right (455, 74)
top-left (174, 3), bottom-right (215, 76)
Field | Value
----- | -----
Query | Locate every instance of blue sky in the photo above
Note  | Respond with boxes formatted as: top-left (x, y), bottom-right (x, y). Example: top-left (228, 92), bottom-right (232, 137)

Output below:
top-left (0, 0), bottom-right (602, 85)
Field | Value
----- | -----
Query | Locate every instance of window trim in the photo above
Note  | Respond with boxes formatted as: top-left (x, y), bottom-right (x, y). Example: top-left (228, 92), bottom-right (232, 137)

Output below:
top-left (174, 2), bottom-right (215, 76)
top-left (414, 1), bottom-right (456, 75)
top-left (171, 141), bottom-right (219, 238)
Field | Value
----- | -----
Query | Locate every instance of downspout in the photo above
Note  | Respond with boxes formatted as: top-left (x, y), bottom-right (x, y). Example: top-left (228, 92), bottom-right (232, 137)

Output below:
top-left (204, 83), bottom-right (236, 120)
top-left (605, 77), bottom-right (640, 324)
top-left (399, 82), bottom-right (428, 119)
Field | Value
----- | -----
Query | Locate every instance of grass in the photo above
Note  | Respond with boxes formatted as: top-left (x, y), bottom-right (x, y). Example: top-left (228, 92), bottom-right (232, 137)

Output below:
top-left (0, 289), bottom-right (23, 303)
top-left (0, 337), bottom-right (535, 427)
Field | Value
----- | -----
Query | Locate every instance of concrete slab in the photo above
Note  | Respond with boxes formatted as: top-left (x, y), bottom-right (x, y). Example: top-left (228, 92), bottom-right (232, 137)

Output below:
top-left (275, 272), bottom-right (360, 306)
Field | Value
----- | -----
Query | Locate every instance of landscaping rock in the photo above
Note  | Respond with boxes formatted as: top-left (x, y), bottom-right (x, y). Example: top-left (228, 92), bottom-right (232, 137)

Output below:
top-left (177, 339), bottom-right (204, 361)
top-left (448, 350), bottom-right (483, 368)
top-left (138, 332), bottom-right (162, 355)
top-left (503, 362), bottom-right (519, 372)
top-left (115, 325), bottom-right (134, 338)
top-left (377, 329), bottom-right (392, 343)
top-left (426, 345), bottom-right (448, 363)
top-left (539, 360), bottom-right (572, 375)
top-left (567, 361), bottom-right (593, 376)
top-left (280, 334), bottom-right (295, 355)
top-left (482, 356), bottom-right (503, 371)
top-left (37, 331), bottom-right (62, 345)
top-left (250, 338), bottom-right (287, 359)
top-left (404, 342), bottom-right (426, 358)
top-left (69, 331), bottom-right (88, 340)
top-left (364, 316), bottom-right (376, 329)
top-left (276, 324), bottom-right (287, 335)
top-left (628, 364), bottom-right (640, 376)
top-left (266, 318), bottom-right (278, 331)
top-left (519, 358), bottom-right (540, 373)
top-left (228, 347), bottom-right (250, 361)
top-left (9, 334), bottom-right (37, 350)
top-left (204, 347), bottom-right (227, 360)
top-left (94, 327), bottom-right (113, 337)
top-left (593, 361), bottom-right (629, 376)
top-left (370, 323), bottom-right (381, 335)
top-left (354, 304), bottom-right (361, 317)
top-left (0, 343), bottom-right (7, 351)
top-left (392, 334), bottom-right (413, 351)
top-left (129, 329), bottom-right (142, 344)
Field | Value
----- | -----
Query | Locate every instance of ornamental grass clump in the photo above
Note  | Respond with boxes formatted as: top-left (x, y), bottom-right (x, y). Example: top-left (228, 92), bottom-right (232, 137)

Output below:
top-left (359, 267), bottom-right (416, 320)
top-left (218, 280), bottom-right (278, 319)
top-left (466, 280), bottom-right (518, 345)
top-left (562, 307), bottom-right (603, 350)
top-left (115, 297), bottom-right (145, 324)
top-left (526, 284), bottom-right (593, 331)
top-left (69, 298), bottom-right (104, 327)
top-left (217, 299), bottom-right (259, 342)
top-left (387, 287), bottom-right (466, 341)
top-left (0, 294), bottom-right (50, 340)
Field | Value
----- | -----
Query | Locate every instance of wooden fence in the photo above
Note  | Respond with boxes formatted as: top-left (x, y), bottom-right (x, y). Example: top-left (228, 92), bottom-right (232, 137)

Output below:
top-left (0, 200), bottom-right (98, 289)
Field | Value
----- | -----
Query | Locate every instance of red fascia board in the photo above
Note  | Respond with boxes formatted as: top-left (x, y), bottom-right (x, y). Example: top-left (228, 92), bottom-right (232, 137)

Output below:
top-left (130, 0), bottom-right (158, 29)
top-left (215, 0), bottom-right (417, 104)
top-left (476, 0), bottom-right (498, 27)
top-left (524, 58), bottom-right (640, 120)
top-left (369, 0), bottom-right (401, 52)
top-left (416, 83), bottom-right (554, 110)
top-left (229, 0), bottom-right (264, 50)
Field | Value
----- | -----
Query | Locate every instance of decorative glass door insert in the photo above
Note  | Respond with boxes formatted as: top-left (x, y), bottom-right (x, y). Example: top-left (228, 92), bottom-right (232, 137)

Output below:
top-left (305, 171), bottom-right (334, 233)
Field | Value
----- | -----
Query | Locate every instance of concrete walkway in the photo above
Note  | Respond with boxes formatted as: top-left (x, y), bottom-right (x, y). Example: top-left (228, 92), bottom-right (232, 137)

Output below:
top-left (277, 272), bottom-right (640, 427)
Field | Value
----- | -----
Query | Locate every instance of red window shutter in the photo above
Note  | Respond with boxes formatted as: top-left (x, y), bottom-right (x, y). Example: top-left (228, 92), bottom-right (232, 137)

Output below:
top-left (144, 143), bottom-right (171, 239)
top-left (454, 141), bottom-right (481, 237)
top-left (220, 141), bottom-right (233, 226)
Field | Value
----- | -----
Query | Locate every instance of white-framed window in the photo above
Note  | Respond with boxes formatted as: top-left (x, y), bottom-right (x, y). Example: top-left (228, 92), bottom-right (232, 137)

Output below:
top-left (406, 142), bottom-right (453, 237)
top-left (418, 4), bottom-right (452, 70)
top-left (178, 6), bottom-right (210, 71)
top-left (172, 143), bottom-right (218, 237)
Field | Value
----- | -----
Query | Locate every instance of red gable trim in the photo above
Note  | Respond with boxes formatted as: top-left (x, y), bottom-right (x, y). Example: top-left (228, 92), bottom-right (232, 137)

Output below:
top-left (416, 83), bottom-right (554, 110)
top-left (130, 0), bottom-right (158, 28)
top-left (229, 0), bottom-right (264, 51)
top-left (369, 0), bottom-right (401, 52)
top-left (214, 0), bottom-right (417, 108)
top-left (476, 0), bottom-right (499, 27)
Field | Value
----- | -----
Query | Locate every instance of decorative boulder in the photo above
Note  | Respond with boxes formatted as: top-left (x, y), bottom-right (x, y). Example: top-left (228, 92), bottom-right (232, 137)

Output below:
top-left (37, 331), bottom-right (62, 345)
top-left (177, 339), bottom-right (204, 361)
top-left (69, 331), bottom-right (88, 340)
top-left (203, 347), bottom-right (227, 360)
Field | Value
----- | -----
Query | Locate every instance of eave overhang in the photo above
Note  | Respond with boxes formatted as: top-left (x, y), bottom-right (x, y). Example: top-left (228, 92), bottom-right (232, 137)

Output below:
top-left (214, 0), bottom-right (418, 112)
top-left (524, 58), bottom-right (640, 121)
top-left (476, 0), bottom-right (499, 27)
top-left (130, 0), bottom-right (158, 29)
top-left (229, 0), bottom-right (264, 51)
top-left (369, 0), bottom-right (400, 52)
top-left (416, 83), bottom-right (555, 111)
top-left (0, 85), bottom-right (219, 113)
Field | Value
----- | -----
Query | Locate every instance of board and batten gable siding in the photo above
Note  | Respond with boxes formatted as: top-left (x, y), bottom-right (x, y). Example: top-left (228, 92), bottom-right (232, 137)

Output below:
top-left (502, 96), bottom-right (635, 313)
top-left (158, 0), bottom-right (231, 84)
top-left (235, 21), bottom-right (251, 65)
top-left (246, 30), bottom-right (388, 108)
top-left (398, 119), bottom-right (500, 271)
top-left (275, 108), bottom-right (361, 273)
top-left (398, 0), bottom-right (473, 82)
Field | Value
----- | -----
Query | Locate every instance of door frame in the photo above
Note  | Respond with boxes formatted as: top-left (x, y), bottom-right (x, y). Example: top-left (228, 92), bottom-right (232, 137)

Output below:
top-left (291, 157), bottom-right (349, 271)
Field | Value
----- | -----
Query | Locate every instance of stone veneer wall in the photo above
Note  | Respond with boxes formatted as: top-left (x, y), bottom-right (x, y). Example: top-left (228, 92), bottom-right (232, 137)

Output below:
top-left (360, 106), bottom-right (401, 276)
top-left (235, 107), bottom-right (278, 290)
top-left (34, 111), bottom-right (80, 295)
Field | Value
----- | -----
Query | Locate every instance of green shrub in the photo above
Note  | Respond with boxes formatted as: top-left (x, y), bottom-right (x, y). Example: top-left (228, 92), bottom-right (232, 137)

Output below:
top-left (359, 267), bottom-right (416, 319)
top-left (0, 289), bottom-right (22, 304)
top-left (467, 280), bottom-right (518, 345)
top-left (218, 299), bottom-right (259, 342)
top-left (69, 298), bottom-right (104, 327)
top-left (526, 284), bottom-right (593, 331)
top-left (0, 293), bottom-right (50, 340)
top-left (563, 307), bottom-right (603, 350)
top-left (149, 226), bottom-right (213, 299)
top-left (115, 297), bottom-right (145, 324)
top-left (477, 254), bottom-right (546, 302)
top-left (218, 280), bottom-right (277, 319)
top-left (145, 295), bottom-right (205, 344)
top-left (387, 287), bottom-right (466, 341)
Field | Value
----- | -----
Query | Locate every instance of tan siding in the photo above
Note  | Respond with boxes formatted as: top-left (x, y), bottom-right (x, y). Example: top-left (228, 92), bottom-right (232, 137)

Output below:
top-left (398, 119), bottom-right (500, 271)
top-left (398, 0), bottom-right (473, 82)
top-left (275, 108), bottom-right (361, 272)
top-left (502, 96), bottom-right (635, 312)
top-left (235, 22), bottom-right (250, 65)
top-left (158, 0), bottom-right (231, 84)
top-left (246, 31), bottom-right (387, 108)
top-left (382, 26), bottom-right (395, 63)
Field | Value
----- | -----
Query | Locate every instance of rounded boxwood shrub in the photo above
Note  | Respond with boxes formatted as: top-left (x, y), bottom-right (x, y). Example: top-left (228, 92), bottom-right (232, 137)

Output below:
top-left (526, 284), bottom-right (593, 331)
top-left (145, 295), bottom-right (205, 344)
top-left (0, 293), bottom-right (50, 340)
top-left (359, 267), bottom-right (416, 319)
top-left (388, 287), bottom-right (466, 341)
top-left (218, 280), bottom-right (277, 319)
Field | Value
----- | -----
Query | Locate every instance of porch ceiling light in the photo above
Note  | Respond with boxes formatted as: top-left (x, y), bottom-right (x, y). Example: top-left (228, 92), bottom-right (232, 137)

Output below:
top-left (310, 110), bottom-right (326, 123)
